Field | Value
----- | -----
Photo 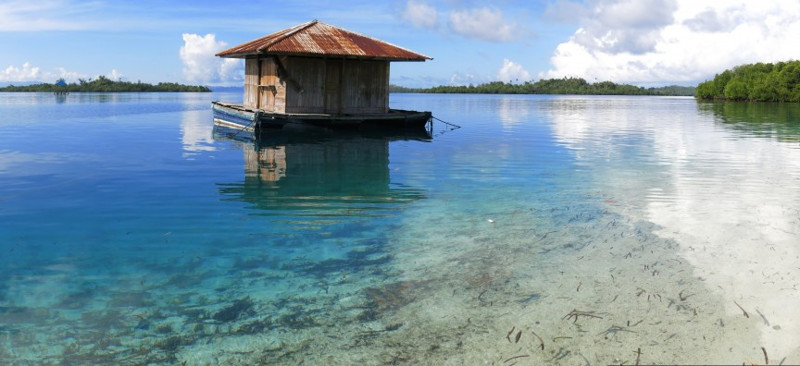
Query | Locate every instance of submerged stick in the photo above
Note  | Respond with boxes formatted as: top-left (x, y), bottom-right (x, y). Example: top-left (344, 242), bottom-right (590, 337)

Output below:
top-left (733, 301), bottom-right (750, 318)
top-left (563, 309), bottom-right (603, 323)
top-left (531, 330), bottom-right (545, 350)
top-left (599, 325), bottom-right (637, 336)
top-left (761, 346), bottom-right (768, 365)
top-left (756, 308), bottom-right (770, 326)
top-left (506, 326), bottom-right (515, 343)
top-left (503, 354), bottom-right (529, 363)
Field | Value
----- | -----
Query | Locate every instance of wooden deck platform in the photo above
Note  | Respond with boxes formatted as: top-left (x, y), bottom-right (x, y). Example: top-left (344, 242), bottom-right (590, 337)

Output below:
top-left (212, 101), bottom-right (432, 133)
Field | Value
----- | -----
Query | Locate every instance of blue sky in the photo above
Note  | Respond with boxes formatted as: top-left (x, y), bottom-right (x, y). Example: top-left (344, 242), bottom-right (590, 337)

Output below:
top-left (2, 0), bottom-right (800, 87)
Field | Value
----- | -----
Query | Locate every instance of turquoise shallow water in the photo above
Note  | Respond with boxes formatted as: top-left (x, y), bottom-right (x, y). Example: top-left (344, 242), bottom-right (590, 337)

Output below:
top-left (1, 92), bottom-right (799, 365)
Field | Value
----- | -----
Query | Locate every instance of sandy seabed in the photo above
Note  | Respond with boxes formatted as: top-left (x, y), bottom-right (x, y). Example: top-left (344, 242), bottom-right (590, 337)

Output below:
top-left (2, 194), bottom-right (797, 365)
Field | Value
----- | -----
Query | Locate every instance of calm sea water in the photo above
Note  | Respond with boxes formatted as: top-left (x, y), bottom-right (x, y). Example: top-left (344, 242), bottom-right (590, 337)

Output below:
top-left (1, 92), bottom-right (799, 365)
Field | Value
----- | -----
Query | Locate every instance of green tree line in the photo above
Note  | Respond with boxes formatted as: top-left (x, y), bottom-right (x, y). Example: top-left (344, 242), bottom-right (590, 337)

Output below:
top-left (695, 60), bottom-right (800, 102)
top-left (390, 77), bottom-right (695, 96)
top-left (0, 76), bottom-right (211, 92)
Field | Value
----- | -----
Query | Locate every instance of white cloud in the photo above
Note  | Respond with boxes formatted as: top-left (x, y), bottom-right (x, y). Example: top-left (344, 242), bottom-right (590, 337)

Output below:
top-left (544, 0), bottom-right (800, 84)
top-left (1, 62), bottom-right (40, 81)
top-left (683, 7), bottom-right (738, 33)
top-left (594, 0), bottom-right (677, 29)
top-left (55, 67), bottom-right (85, 81)
top-left (107, 69), bottom-right (123, 81)
top-left (569, 0), bottom-right (678, 54)
top-left (0, 62), bottom-right (88, 83)
top-left (448, 72), bottom-right (489, 86)
top-left (402, 0), bottom-right (438, 29)
top-left (179, 33), bottom-right (243, 84)
top-left (448, 7), bottom-right (520, 42)
top-left (498, 59), bottom-right (531, 83)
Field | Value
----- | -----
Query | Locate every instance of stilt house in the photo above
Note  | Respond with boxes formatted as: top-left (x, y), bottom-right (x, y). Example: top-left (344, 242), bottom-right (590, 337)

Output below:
top-left (215, 20), bottom-right (431, 115)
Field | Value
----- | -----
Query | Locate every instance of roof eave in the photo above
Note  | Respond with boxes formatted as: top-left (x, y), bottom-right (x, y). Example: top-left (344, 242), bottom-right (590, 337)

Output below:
top-left (215, 52), bottom-right (250, 58)
top-left (216, 51), bottom-right (431, 62)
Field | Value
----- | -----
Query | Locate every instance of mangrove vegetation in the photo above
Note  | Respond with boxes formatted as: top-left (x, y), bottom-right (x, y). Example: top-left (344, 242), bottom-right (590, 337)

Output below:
top-left (0, 76), bottom-right (211, 92)
top-left (695, 60), bottom-right (800, 102)
top-left (390, 77), bottom-right (695, 96)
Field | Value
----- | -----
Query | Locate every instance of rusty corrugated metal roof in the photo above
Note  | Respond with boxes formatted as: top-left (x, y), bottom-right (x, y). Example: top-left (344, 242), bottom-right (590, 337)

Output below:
top-left (216, 20), bottom-right (431, 61)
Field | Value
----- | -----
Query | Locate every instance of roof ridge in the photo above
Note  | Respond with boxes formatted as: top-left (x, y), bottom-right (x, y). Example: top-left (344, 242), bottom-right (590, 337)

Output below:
top-left (256, 19), bottom-right (318, 53)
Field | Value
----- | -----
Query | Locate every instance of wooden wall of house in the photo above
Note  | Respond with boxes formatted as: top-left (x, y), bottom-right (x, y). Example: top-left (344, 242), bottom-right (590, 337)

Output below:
top-left (246, 56), bottom-right (390, 115)
top-left (243, 58), bottom-right (259, 109)
top-left (281, 57), bottom-right (389, 115)
top-left (244, 57), bottom-right (287, 112)
top-left (340, 60), bottom-right (389, 114)
top-left (258, 58), bottom-right (286, 113)
top-left (284, 57), bottom-right (326, 114)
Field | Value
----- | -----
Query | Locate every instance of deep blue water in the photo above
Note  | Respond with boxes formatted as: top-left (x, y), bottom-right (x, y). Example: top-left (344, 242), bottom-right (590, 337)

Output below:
top-left (1, 92), bottom-right (799, 365)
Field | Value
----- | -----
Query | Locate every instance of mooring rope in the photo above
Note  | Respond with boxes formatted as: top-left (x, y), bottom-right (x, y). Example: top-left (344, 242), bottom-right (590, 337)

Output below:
top-left (428, 115), bottom-right (461, 137)
top-left (431, 115), bottom-right (461, 130)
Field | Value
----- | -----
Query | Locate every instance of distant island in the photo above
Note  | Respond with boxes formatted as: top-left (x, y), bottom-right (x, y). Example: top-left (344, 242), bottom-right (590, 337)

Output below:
top-left (0, 76), bottom-right (210, 92)
top-left (695, 60), bottom-right (800, 102)
top-left (390, 77), bottom-right (696, 96)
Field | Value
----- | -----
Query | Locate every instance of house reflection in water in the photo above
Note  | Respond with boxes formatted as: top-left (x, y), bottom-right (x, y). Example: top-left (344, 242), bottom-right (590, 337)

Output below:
top-left (216, 127), bottom-right (430, 228)
top-left (249, 145), bottom-right (287, 183)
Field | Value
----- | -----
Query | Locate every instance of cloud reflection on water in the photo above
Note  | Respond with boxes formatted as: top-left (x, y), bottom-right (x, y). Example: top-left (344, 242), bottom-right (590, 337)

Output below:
top-left (546, 96), bottom-right (800, 360)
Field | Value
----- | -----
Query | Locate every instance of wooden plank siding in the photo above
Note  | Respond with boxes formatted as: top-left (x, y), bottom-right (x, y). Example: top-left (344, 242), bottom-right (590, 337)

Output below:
top-left (243, 58), bottom-right (259, 109)
top-left (244, 55), bottom-right (390, 115)
top-left (258, 58), bottom-right (274, 112)
top-left (259, 58), bottom-right (285, 113)
top-left (284, 57), bottom-right (326, 114)
top-left (341, 59), bottom-right (389, 114)
top-left (324, 59), bottom-right (342, 114)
